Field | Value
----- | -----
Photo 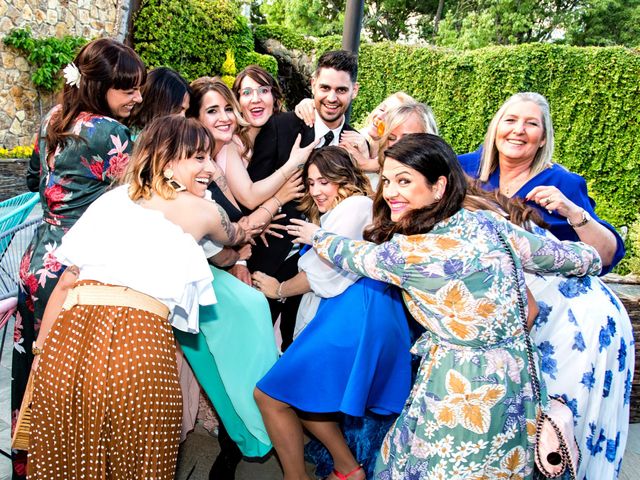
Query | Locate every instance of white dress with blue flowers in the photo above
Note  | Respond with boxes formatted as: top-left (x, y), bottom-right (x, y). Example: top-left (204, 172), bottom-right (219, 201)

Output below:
top-left (527, 228), bottom-right (633, 479)
top-left (311, 209), bottom-right (602, 480)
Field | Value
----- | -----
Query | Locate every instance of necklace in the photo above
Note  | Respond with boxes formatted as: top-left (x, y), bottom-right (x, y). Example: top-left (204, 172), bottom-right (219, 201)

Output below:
top-left (500, 172), bottom-right (530, 197)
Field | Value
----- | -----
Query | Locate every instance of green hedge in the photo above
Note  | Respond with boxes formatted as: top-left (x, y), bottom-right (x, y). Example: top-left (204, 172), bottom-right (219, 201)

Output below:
top-left (256, 28), bottom-right (640, 272)
top-left (133, 0), bottom-right (277, 80)
top-left (349, 42), bottom-right (640, 236)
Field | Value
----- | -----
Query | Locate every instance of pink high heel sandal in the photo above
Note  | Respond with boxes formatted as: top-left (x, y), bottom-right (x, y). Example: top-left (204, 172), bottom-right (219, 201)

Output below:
top-left (331, 465), bottom-right (364, 480)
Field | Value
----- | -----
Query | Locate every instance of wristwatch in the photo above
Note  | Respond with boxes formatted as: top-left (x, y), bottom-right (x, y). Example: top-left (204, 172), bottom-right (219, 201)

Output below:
top-left (567, 209), bottom-right (591, 228)
top-left (32, 341), bottom-right (43, 356)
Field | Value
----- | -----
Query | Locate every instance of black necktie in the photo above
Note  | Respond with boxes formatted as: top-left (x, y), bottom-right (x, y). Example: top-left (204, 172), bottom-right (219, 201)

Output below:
top-left (323, 130), bottom-right (334, 147)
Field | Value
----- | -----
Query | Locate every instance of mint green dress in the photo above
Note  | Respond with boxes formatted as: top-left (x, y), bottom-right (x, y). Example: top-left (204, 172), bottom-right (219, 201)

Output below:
top-left (174, 266), bottom-right (278, 458)
top-left (310, 209), bottom-right (602, 479)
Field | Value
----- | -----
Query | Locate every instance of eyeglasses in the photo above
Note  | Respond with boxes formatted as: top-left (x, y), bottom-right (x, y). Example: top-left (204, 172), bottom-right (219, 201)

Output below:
top-left (239, 86), bottom-right (272, 98)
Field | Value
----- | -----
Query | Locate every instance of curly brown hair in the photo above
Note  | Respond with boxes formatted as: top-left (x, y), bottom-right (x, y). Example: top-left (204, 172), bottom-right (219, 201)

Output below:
top-left (299, 146), bottom-right (372, 224)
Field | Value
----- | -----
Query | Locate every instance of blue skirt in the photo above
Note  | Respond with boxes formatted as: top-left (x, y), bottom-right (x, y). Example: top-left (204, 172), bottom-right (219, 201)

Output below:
top-left (257, 277), bottom-right (412, 416)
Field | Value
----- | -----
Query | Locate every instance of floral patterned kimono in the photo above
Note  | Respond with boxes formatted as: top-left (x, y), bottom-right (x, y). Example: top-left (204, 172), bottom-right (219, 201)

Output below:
top-left (310, 209), bottom-right (602, 480)
top-left (12, 106), bottom-right (132, 477)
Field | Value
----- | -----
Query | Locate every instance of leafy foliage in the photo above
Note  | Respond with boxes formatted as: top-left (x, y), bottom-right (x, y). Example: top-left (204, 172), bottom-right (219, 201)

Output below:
top-left (346, 41), bottom-right (640, 271)
top-left (255, 0), bottom-right (639, 47)
top-left (566, 0), bottom-right (640, 47)
top-left (133, 0), bottom-right (277, 81)
top-left (0, 145), bottom-right (33, 159)
top-left (3, 28), bottom-right (87, 92)
top-left (260, 0), bottom-right (345, 37)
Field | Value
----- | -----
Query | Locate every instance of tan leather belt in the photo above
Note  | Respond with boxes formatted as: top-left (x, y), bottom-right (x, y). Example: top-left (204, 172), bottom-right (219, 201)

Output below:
top-left (62, 284), bottom-right (169, 319)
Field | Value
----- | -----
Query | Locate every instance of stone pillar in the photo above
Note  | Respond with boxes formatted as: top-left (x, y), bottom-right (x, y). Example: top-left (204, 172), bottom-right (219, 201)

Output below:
top-left (0, 0), bottom-right (132, 149)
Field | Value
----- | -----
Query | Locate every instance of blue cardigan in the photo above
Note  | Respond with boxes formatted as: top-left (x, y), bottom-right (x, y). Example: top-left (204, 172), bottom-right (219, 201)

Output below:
top-left (459, 147), bottom-right (625, 274)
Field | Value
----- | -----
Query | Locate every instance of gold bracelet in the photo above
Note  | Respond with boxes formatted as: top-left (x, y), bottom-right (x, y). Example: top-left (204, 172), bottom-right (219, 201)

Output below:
top-left (277, 280), bottom-right (287, 303)
top-left (257, 205), bottom-right (274, 221)
top-left (273, 196), bottom-right (283, 213)
top-left (277, 168), bottom-right (288, 181)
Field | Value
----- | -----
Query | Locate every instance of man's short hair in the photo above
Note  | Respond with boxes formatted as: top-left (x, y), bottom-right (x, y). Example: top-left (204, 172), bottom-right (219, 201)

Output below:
top-left (315, 50), bottom-right (358, 83)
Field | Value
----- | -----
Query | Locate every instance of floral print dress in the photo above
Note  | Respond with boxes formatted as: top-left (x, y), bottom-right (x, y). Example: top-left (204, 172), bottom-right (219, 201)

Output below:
top-left (11, 106), bottom-right (132, 477)
top-left (311, 209), bottom-right (602, 480)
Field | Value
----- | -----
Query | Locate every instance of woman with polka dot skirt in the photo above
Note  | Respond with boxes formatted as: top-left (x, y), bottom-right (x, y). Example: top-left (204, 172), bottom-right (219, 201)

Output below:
top-left (26, 115), bottom-right (248, 479)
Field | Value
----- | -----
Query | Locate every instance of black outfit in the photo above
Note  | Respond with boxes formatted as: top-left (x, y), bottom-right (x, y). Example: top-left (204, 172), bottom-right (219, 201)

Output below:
top-left (246, 112), bottom-right (355, 350)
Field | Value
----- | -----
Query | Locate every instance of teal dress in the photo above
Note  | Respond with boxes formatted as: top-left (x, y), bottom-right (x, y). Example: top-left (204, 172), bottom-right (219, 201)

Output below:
top-left (310, 209), bottom-right (602, 479)
top-left (174, 266), bottom-right (278, 458)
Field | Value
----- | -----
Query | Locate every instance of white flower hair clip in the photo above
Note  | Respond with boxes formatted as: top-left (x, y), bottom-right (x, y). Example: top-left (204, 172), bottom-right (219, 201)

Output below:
top-left (63, 62), bottom-right (81, 88)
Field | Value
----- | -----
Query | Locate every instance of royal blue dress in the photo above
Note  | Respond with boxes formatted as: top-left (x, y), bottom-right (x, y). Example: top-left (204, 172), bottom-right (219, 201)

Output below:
top-left (257, 277), bottom-right (412, 477)
top-left (458, 147), bottom-right (625, 274)
top-left (257, 277), bottom-right (411, 416)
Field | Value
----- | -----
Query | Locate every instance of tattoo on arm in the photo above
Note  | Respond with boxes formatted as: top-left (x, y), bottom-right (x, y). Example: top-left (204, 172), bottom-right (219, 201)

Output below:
top-left (213, 174), bottom-right (230, 194)
top-left (215, 202), bottom-right (241, 245)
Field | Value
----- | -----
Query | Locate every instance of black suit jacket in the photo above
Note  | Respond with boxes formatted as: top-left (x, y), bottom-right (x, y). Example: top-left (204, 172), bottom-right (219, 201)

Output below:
top-left (246, 112), bottom-right (355, 274)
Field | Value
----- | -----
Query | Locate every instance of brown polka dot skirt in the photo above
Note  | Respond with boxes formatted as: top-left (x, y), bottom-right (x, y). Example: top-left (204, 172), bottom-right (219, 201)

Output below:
top-left (28, 283), bottom-right (182, 479)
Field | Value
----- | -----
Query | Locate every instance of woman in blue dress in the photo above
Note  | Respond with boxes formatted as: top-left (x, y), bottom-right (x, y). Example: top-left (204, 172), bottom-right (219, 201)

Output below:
top-left (252, 147), bottom-right (412, 480)
top-left (459, 92), bottom-right (633, 479)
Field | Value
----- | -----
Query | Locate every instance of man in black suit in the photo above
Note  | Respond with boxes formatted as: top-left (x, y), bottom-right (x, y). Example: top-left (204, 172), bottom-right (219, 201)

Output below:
top-left (247, 50), bottom-right (360, 350)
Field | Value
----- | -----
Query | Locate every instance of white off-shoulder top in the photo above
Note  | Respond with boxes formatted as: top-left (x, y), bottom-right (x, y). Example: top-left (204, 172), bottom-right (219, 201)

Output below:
top-left (54, 185), bottom-right (216, 333)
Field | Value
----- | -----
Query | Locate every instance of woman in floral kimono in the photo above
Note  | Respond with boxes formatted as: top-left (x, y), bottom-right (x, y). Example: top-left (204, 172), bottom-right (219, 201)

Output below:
top-left (289, 133), bottom-right (602, 479)
top-left (12, 38), bottom-right (145, 478)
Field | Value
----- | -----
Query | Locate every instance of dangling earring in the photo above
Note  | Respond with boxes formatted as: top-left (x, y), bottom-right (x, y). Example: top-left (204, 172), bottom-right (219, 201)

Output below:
top-left (164, 168), bottom-right (186, 192)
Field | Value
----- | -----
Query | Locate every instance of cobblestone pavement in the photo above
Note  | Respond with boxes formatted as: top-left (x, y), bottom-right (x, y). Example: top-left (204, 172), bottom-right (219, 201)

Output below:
top-left (0, 160), bottom-right (29, 202)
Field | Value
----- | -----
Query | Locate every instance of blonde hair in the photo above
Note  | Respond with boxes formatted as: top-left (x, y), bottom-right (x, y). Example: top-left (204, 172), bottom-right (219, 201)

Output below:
top-left (478, 92), bottom-right (554, 182)
top-left (378, 101), bottom-right (439, 165)
top-left (127, 115), bottom-right (214, 201)
top-left (364, 91), bottom-right (414, 132)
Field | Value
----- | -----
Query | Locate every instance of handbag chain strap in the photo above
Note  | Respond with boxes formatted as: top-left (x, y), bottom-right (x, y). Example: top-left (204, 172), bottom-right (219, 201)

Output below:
top-left (495, 223), bottom-right (579, 478)
top-left (495, 229), bottom-right (542, 403)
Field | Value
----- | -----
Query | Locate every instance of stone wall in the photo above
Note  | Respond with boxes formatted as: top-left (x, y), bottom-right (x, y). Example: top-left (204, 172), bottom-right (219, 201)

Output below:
top-left (0, 0), bottom-right (132, 149)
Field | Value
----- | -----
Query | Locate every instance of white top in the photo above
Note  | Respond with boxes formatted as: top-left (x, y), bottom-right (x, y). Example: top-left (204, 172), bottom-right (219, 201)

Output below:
top-left (294, 195), bottom-right (373, 337)
top-left (54, 185), bottom-right (216, 333)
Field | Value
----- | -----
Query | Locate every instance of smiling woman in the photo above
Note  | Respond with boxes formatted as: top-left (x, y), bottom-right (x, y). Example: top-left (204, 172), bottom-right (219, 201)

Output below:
top-left (11, 37), bottom-right (146, 480)
top-left (286, 133), bottom-right (603, 479)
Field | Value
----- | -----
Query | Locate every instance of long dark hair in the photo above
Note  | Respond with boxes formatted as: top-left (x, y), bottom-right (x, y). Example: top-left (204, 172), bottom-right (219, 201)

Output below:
top-left (364, 133), bottom-right (467, 243)
top-left (128, 67), bottom-right (190, 130)
top-left (464, 179), bottom-right (547, 230)
top-left (46, 38), bottom-right (146, 155)
top-left (299, 147), bottom-right (371, 224)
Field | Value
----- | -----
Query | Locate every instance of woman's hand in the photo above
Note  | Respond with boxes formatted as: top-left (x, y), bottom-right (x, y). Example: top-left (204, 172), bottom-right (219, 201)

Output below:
top-left (294, 98), bottom-right (316, 127)
top-left (251, 271), bottom-right (280, 298)
top-left (525, 185), bottom-right (581, 221)
top-left (275, 169), bottom-right (304, 204)
top-left (287, 218), bottom-right (320, 245)
top-left (339, 131), bottom-right (379, 173)
top-left (236, 243), bottom-right (252, 261)
top-left (229, 263), bottom-right (252, 286)
top-left (259, 215), bottom-right (287, 247)
top-left (282, 134), bottom-right (319, 174)
top-left (237, 216), bottom-right (264, 240)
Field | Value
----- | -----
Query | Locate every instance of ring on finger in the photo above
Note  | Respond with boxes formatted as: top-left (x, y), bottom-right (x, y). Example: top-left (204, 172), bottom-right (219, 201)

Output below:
top-left (544, 197), bottom-right (551, 205)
